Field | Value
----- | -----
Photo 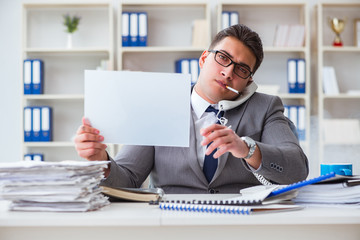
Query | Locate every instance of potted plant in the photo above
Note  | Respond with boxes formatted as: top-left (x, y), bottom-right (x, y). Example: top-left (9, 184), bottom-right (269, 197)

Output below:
top-left (63, 14), bottom-right (81, 48)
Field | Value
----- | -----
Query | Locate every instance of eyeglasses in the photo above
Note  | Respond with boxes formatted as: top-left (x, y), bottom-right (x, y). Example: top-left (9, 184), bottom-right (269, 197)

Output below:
top-left (208, 50), bottom-right (253, 79)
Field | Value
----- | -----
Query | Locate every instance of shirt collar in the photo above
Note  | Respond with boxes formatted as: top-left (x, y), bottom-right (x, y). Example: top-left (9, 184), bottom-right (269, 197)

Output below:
top-left (191, 89), bottom-right (217, 119)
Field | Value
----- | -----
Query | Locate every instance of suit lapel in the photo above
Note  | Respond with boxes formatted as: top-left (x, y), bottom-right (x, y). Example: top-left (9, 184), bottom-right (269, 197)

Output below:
top-left (183, 108), bottom-right (209, 185)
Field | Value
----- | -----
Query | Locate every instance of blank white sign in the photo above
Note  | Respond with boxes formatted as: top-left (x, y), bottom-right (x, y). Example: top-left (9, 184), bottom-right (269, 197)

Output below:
top-left (85, 70), bottom-right (191, 147)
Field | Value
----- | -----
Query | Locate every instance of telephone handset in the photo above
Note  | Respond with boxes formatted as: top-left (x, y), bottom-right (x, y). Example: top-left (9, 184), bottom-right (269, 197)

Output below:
top-left (218, 81), bottom-right (258, 112)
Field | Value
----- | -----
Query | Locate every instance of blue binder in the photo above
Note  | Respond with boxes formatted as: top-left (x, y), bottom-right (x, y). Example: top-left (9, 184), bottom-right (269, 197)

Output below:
top-left (32, 153), bottom-right (44, 161)
top-left (288, 105), bottom-right (298, 136)
top-left (297, 58), bottom-right (306, 93)
top-left (24, 154), bottom-right (33, 161)
top-left (130, 12), bottom-right (139, 46)
top-left (190, 59), bottom-right (199, 84)
top-left (23, 59), bottom-right (32, 94)
top-left (175, 58), bottom-right (199, 84)
top-left (24, 153), bottom-right (44, 161)
top-left (24, 106), bottom-right (32, 142)
top-left (297, 105), bottom-right (306, 141)
top-left (40, 106), bottom-right (52, 141)
top-left (222, 11), bottom-right (230, 29)
top-left (287, 59), bottom-right (297, 93)
top-left (32, 59), bottom-right (44, 94)
top-left (122, 12), bottom-right (130, 47)
top-left (32, 106), bottom-right (41, 141)
top-left (175, 58), bottom-right (190, 75)
top-left (222, 11), bottom-right (239, 29)
top-left (230, 11), bottom-right (239, 26)
top-left (138, 12), bottom-right (148, 46)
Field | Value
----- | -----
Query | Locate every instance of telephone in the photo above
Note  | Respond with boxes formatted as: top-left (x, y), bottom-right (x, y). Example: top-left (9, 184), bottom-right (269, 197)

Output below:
top-left (218, 81), bottom-right (258, 112)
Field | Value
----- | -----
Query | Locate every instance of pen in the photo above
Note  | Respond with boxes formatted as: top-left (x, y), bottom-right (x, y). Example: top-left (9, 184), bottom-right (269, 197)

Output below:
top-left (225, 85), bottom-right (240, 95)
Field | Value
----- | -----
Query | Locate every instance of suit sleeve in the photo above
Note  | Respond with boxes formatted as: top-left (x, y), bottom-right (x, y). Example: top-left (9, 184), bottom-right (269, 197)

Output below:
top-left (100, 145), bottom-right (154, 188)
top-left (243, 95), bottom-right (309, 184)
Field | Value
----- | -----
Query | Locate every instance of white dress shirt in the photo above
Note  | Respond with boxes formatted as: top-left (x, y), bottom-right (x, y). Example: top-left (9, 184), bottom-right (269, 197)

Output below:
top-left (191, 89), bottom-right (219, 169)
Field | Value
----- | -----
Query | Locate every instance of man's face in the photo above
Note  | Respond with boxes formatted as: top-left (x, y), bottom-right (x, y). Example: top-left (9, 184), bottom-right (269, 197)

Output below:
top-left (195, 36), bottom-right (257, 104)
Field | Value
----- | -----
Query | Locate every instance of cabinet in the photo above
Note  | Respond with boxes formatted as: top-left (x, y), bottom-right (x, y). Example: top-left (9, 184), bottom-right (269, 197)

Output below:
top-left (21, 2), bottom-right (115, 161)
top-left (217, 1), bottom-right (311, 154)
top-left (317, 2), bottom-right (360, 173)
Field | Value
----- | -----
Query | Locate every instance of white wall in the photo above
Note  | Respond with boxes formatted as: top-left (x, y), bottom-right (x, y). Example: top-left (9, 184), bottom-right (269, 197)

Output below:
top-left (0, 0), bottom-right (358, 166)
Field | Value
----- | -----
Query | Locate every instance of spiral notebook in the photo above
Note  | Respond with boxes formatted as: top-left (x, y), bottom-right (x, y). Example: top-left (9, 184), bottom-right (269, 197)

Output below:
top-left (159, 201), bottom-right (303, 215)
top-left (156, 172), bottom-right (336, 214)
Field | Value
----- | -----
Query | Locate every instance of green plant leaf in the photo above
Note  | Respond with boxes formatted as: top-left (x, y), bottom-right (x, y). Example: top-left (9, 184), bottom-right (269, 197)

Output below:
top-left (63, 14), bottom-right (81, 33)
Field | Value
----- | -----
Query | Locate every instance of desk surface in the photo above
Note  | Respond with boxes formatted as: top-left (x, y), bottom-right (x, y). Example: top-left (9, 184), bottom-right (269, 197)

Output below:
top-left (1, 194), bottom-right (360, 226)
top-left (1, 195), bottom-right (360, 240)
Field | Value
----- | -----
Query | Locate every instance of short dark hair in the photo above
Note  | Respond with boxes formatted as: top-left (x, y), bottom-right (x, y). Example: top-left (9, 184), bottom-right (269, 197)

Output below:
top-left (209, 24), bottom-right (264, 74)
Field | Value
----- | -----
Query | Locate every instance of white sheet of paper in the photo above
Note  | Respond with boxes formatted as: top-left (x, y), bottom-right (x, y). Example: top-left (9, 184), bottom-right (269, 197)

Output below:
top-left (84, 70), bottom-right (191, 147)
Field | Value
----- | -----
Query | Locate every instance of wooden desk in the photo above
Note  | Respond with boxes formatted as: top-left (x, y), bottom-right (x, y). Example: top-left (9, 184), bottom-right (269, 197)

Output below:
top-left (1, 196), bottom-right (360, 240)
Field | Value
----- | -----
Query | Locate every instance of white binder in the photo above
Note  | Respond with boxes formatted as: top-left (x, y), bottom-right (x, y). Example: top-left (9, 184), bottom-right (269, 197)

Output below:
top-left (130, 12), bottom-right (138, 46)
top-left (24, 107), bottom-right (32, 141)
top-left (23, 60), bottom-right (32, 94)
top-left (32, 107), bottom-right (41, 141)
top-left (222, 11), bottom-right (230, 29)
top-left (287, 59), bottom-right (297, 93)
top-left (190, 59), bottom-right (199, 84)
top-left (122, 12), bottom-right (130, 46)
top-left (138, 12), bottom-right (147, 46)
top-left (230, 11), bottom-right (239, 26)
top-left (297, 59), bottom-right (306, 93)
top-left (41, 106), bottom-right (51, 141)
top-left (298, 106), bottom-right (306, 141)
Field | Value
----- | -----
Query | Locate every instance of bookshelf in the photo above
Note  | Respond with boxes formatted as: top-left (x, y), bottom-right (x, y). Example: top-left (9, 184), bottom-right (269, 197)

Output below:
top-left (21, 2), bottom-right (116, 162)
top-left (21, 1), bottom-right (315, 163)
top-left (317, 2), bottom-right (360, 172)
top-left (217, 1), bottom-right (311, 154)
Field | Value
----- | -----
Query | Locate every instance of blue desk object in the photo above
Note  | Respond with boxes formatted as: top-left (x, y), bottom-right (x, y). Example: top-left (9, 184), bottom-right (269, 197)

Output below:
top-left (268, 172), bottom-right (336, 197)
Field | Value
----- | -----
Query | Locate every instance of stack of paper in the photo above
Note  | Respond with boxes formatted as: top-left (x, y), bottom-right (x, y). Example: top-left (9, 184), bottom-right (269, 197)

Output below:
top-left (0, 160), bottom-right (110, 212)
top-left (294, 177), bottom-right (360, 208)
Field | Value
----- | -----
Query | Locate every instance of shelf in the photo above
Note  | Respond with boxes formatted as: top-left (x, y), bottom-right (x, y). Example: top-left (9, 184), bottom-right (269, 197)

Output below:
top-left (121, 1), bottom-right (208, 6)
top-left (317, 2), bottom-right (360, 169)
top-left (219, 2), bottom-right (307, 7)
top-left (24, 94), bottom-right (84, 100)
top-left (24, 142), bottom-right (75, 147)
top-left (322, 94), bottom-right (360, 99)
top-left (323, 142), bottom-right (360, 146)
top-left (278, 94), bottom-right (308, 99)
top-left (23, 2), bottom-right (110, 8)
top-left (322, 46), bottom-right (360, 52)
top-left (264, 47), bottom-right (307, 53)
top-left (25, 48), bottom-right (111, 54)
top-left (321, 2), bottom-right (360, 7)
top-left (121, 46), bottom-right (206, 53)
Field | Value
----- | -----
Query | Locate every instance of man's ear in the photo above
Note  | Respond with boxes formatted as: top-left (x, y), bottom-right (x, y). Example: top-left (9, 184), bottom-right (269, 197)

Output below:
top-left (246, 78), bottom-right (253, 86)
top-left (199, 50), bottom-right (209, 69)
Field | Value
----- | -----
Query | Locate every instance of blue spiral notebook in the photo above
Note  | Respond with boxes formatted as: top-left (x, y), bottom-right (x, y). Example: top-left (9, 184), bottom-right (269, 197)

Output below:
top-left (267, 172), bottom-right (336, 197)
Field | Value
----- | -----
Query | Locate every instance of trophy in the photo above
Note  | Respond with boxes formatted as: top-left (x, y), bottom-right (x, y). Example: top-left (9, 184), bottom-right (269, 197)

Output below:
top-left (329, 18), bottom-right (346, 46)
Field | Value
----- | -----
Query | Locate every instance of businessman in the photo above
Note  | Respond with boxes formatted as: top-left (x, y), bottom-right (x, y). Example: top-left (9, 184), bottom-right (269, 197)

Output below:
top-left (74, 24), bottom-right (309, 193)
